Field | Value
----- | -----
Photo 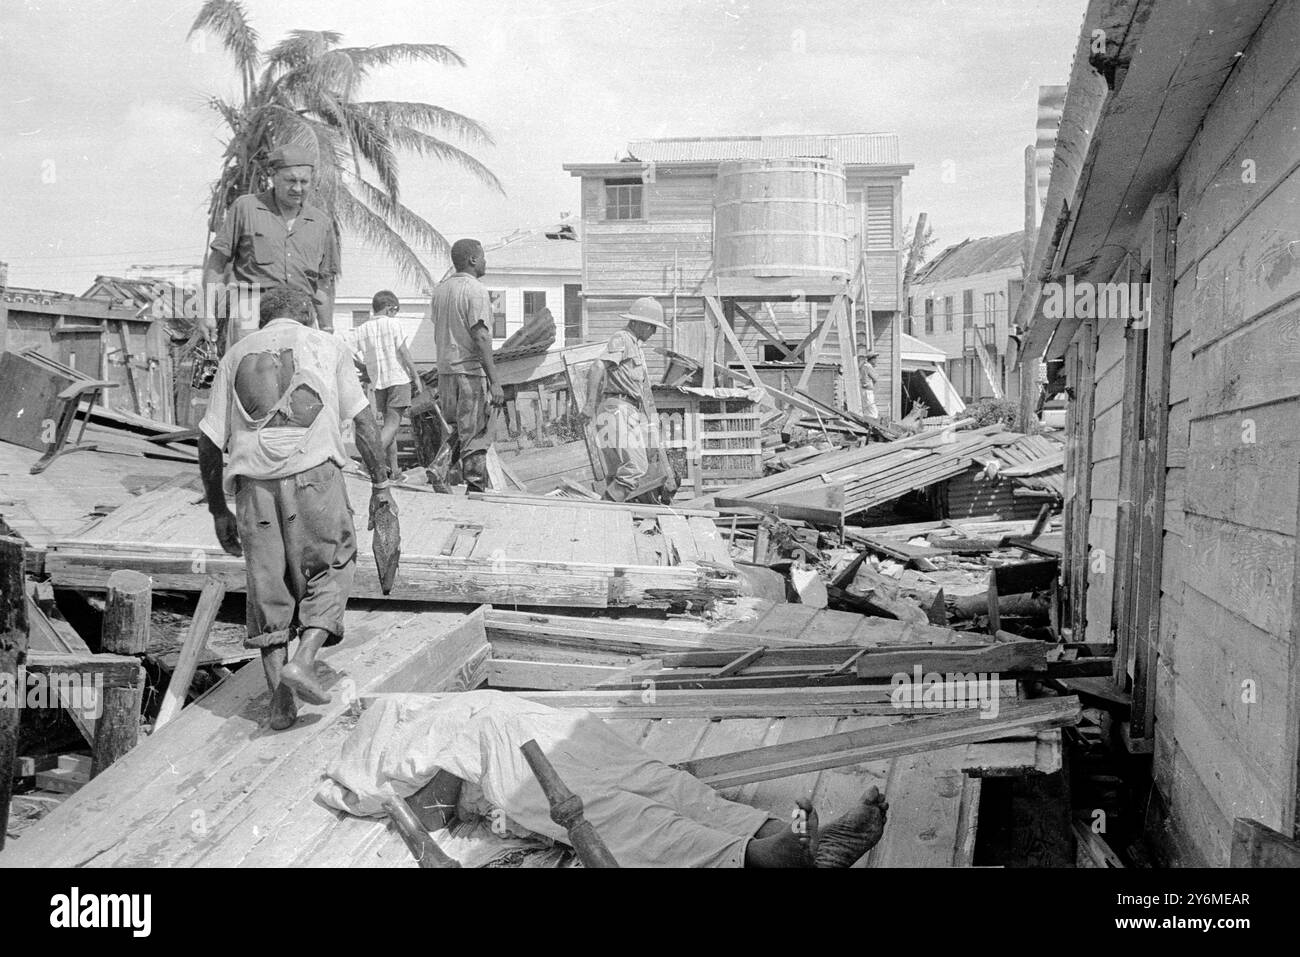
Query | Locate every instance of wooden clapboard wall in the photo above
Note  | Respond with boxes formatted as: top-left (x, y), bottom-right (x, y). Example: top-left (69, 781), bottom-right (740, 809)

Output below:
top-left (1150, 4), bottom-right (1300, 866)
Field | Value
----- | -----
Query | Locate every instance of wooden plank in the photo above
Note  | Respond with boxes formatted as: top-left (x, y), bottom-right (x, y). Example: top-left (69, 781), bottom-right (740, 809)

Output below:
top-left (365, 686), bottom-right (953, 719)
top-left (154, 579), bottom-right (227, 731)
top-left (468, 491), bottom-right (719, 519)
top-left (1131, 192), bottom-right (1176, 738)
top-left (1229, 818), bottom-right (1300, 867)
top-left (854, 640), bottom-right (1047, 678)
top-left (24, 590), bottom-right (96, 743)
top-left (22, 651), bottom-right (142, 688)
top-left (486, 659), bottom-right (624, 690)
top-left (676, 697), bottom-right (1082, 788)
top-left (867, 747), bottom-right (968, 867)
top-left (0, 537), bottom-right (28, 853)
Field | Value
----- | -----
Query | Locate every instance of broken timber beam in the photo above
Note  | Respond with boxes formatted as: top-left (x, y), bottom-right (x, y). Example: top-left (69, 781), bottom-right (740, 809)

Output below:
top-left (154, 578), bottom-right (225, 731)
top-left (675, 696), bottom-right (1082, 788)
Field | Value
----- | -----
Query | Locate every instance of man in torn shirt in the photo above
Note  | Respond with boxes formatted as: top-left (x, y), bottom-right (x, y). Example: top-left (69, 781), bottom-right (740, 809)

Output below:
top-left (197, 286), bottom-right (395, 731)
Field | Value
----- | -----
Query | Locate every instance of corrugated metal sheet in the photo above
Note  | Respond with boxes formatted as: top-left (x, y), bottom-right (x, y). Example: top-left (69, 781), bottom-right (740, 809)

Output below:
top-left (627, 133), bottom-right (900, 165)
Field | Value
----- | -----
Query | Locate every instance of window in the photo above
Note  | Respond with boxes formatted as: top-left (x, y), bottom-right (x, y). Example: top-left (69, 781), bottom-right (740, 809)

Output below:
top-left (762, 341), bottom-right (804, 361)
top-left (488, 290), bottom-right (507, 339)
top-left (962, 289), bottom-right (974, 329)
top-left (523, 290), bottom-right (547, 320)
top-left (906, 296), bottom-right (915, 336)
top-left (564, 284), bottom-right (583, 344)
top-left (943, 296), bottom-right (954, 332)
top-left (984, 292), bottom-right (998, 323)
top-left (352, 309), bottom-right (370, 324)
top-left (605, 179), bottom-right (643, 220)
top-left (924, 298), bottom-right (934, 335)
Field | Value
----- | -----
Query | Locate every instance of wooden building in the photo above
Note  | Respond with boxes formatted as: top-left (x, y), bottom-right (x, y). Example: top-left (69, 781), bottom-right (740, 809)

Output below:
top-left (908, 231), bottom-right (1023, 402)
top-left (565, 134), bottom-right (912, 418)
top-left (1017, 0), bottom-right (1298, 865)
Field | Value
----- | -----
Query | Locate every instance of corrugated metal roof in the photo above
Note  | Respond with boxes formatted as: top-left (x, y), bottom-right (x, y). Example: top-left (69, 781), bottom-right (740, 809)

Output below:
top-left (914, 232), bottom-right (1024, 285)
top-left (627, 133), bottom-right (900, 165)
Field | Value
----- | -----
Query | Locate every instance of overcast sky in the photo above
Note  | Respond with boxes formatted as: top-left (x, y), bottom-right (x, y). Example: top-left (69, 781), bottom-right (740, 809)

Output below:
top-left (0, 0), bottom-right (1083, 294)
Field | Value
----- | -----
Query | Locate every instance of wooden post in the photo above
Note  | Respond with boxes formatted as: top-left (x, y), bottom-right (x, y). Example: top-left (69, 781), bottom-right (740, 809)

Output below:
top-left (520, 738), bottom-right (619, 867)
top-left (0, 537), bottom-right (29, 851)
top-left (1130, 192), bottom-right (1177, 741)
top-left (154, 578), bottom-right (225, 731)
top-left (93, 569), bottom-right (150, 775)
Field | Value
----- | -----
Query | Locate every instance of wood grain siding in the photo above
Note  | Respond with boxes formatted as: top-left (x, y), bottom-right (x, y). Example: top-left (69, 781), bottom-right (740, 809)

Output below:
top-left (1154, 14), bottom-right (1300, 865)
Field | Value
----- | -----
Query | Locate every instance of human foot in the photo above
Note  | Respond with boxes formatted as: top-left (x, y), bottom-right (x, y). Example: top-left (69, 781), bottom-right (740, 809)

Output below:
top-left (268, 682), bottom-right (299, 731)
top-left (278, 660), bottom-right (332, 705)
top-left (815, 786), bottom-right (889, 868)
top-left (745, 799), bottom-right (818, 867)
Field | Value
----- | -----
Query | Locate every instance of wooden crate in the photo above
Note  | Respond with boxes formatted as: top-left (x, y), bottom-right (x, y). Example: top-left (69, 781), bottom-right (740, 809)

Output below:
top-left (653, 388), bottom-right (763, 494)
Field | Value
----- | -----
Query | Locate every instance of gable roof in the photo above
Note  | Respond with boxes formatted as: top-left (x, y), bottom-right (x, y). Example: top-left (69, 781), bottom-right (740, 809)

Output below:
top-left (625, 133), bottom-right (901, 165)
top-left (914, 231), bottom-right (1024, 285)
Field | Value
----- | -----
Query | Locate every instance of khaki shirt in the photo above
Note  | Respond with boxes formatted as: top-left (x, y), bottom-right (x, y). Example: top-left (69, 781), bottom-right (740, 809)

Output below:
top-left (199, 318), bottom-right (368, 495)
top-left (211, 191), bottom-right (340, 304)
top-left (598, 329), bottom-right (649, 400)
top-left (431, 273), bottom-right (491, 376)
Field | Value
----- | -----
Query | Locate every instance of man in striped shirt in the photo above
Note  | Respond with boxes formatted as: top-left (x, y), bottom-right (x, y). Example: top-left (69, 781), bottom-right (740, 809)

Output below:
top-left (352, 290), bottom-right (422, 479)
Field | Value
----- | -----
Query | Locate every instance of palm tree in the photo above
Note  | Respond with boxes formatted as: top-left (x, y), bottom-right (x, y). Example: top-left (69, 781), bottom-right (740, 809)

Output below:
top-left (189, 0), bottom-right (502, 288)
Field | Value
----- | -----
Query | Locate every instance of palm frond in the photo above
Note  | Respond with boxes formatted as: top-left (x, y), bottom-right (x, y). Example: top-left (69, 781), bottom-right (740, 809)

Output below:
top-left (355, 101), bottom-right (495, 147)
top-left (189, 0), bottom-right (260, 97)
top-left (334, 188), bottom-right (438, 288)
top-left (264, 29), bottom-right (343, 73)
top-left (348, 177), bottom-right (448, 255)
top-left (384, 126), bottom-right (505, 194)
top-left (337, 102), bottom-right (400, 199)
top-left (337, 43), bottom-right (465, 74)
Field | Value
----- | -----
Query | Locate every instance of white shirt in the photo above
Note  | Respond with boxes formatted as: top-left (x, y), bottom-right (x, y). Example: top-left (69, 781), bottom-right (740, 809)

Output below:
top-left (352, 313), bottom-right (413, 391)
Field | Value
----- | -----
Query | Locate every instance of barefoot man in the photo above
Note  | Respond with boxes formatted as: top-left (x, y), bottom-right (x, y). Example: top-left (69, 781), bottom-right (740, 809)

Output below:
top-left (324, 690), bottom-right (888, 866)
top-left (197, 286), bottom-right (396, 730)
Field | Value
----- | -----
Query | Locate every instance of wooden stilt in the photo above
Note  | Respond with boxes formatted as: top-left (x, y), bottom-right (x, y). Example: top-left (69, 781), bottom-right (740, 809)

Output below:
top-left (92, 569), bottom-right (150, 775)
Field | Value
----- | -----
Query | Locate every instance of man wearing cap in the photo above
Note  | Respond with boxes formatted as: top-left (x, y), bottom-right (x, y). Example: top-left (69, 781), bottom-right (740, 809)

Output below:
top-left (202, 144), bottom-right (340, 347)
top-left (429, 238), bottom-right (504, 493)
top-left (581, 297), bottom-right (669, 502)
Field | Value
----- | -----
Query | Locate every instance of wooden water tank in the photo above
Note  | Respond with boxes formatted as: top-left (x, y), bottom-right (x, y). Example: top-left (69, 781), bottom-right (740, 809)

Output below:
top-left (714, 158), bottom-right (850, 280)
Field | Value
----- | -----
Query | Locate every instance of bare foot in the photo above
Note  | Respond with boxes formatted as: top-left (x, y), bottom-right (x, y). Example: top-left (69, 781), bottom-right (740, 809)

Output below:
top-left (744, 799), bottom-right (818, 867)
top-left (278, 660), bottom-right (331, 705)
top-left (815, 786), bottom-right (889, 868)
top-left (268, 682), bottom-right (298, 731)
